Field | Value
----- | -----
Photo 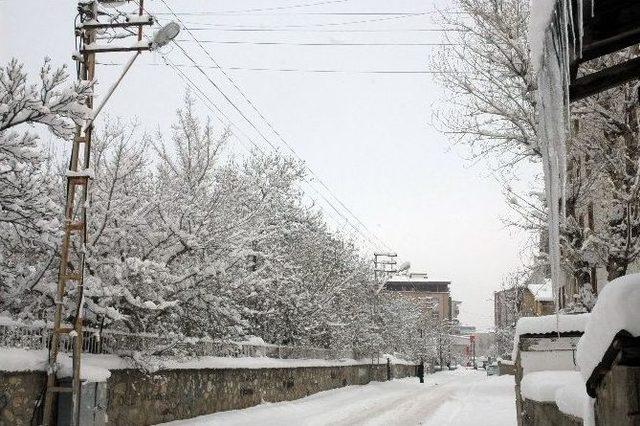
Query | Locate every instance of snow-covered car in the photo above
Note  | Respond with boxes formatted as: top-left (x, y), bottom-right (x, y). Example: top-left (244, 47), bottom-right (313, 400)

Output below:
top-left (486, 363), bottom-right (499, 376)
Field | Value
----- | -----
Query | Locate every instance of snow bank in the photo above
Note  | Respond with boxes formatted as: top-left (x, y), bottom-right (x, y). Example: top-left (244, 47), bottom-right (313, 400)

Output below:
top-left (521, 370), bottom-right (578, 402)
top-left (515, 313), bottom-right (589, 337)
top-left (0, 348), bottom-right (49, 372)
top-left (0, 347), bottom-right (411, 379)
top-left (155, 355), bottom-right (406, 371)
top-left (577, 273), bottom-right (640, 381)
top-left (0, 348), bottom-right (112, 382)
top-left (528, 0), bottom-right (559, 68)
top-left (554, 372), bottom-right (591, 419)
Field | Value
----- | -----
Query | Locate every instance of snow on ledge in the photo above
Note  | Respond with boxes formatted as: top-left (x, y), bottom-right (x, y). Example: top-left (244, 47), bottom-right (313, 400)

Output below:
top-left (554, 372), bottom-right (591, 420)
top-left (577, 273), bottom-right (640, 382)
top-left (521, 370), bottom-right (578, 402)
top-left (0, 348), bottom-right (112, 382)
top-left (512, 313), bottom-right (589, 361)
top-left (516, 313), bottom-right (589, 337)
top-left (0, 348), bottom-right (413, 378)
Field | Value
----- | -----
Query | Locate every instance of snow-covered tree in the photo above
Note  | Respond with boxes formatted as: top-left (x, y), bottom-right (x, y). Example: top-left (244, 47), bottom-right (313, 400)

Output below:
top-left (0, 58), bottom-right (90, 318)
top-left (433, 0), bottom-right (538, 168)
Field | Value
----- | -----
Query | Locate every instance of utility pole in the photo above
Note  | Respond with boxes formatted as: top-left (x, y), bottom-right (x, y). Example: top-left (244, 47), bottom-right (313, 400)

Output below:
top-left (373, 252), bottom-right (397, 284)
top-left (41, 1), bottom-right (171, 424)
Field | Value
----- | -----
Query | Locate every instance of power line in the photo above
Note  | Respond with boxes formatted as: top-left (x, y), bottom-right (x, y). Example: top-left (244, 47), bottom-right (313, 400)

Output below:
top-left (154, 0), bottom-right (393, 251)
top-left (155, 12), bottom-right (436, 16)
top-left (122, 10), bottom-right (381, 251)
top-left (154, 10), bottom-right (458, 31)
top-left (182, 27), bottom-right (462, 33)
top-left (97, 62), bottom-right (462, 75)
top-left (173, 40), bottom-right (455, 47)
top-left (161, 56), bottom-right (382, 251)
top-left (206, 0), bottom-right (351, 15)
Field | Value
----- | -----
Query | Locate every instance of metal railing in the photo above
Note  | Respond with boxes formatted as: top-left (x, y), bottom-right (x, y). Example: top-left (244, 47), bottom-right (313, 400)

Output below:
top-left (0, 321), bottom-right (360, 361)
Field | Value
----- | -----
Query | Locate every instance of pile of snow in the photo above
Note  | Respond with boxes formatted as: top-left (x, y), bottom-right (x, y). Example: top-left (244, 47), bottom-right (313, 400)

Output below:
top-left (554, 372), bottom-right (592, 420)
top-left (516, 314), bottom-right (589, 336)
top-left (521, 370), bottom-right (578, 402)
top-left (521, 369), bottom-right (594, 422)
top-left (577, 273), bottom-right (640, 381)
top-left (0, 348), bottom-right (112, 382)
top-left (515, 313), bottom-right (589, 337)
top-left (0, 348), bottom-right (49, 372)
top-left (528, 0), bottom-right (559, 68)
top-left (0, 347), bottom-right (413, 379)
top-left (513, 313), bottom-right (588, 361)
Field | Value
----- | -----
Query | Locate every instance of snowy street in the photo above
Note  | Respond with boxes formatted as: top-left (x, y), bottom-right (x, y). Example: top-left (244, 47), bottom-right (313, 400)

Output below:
top-left (161, 369), bottom-right (517, 426)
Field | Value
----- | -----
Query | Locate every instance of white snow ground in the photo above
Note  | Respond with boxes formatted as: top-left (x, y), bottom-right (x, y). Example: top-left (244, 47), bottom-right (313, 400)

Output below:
top-left (159, 368), bottom-right (516, 426)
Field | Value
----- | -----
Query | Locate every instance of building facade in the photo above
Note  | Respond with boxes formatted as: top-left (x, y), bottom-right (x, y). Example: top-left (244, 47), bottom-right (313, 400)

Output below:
top-left (383, 273), bottom-right (453, 322)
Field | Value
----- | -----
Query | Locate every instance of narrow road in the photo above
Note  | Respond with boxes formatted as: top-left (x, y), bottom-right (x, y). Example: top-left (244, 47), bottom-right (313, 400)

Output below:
top-left (162, 368), bottom-right (517, 426)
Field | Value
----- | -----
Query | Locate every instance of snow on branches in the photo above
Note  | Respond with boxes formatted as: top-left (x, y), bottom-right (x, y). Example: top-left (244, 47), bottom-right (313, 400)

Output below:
top-left (0, 59), bottom-right (91, 313)
top-left (2, 82), bottom-right (422, 359)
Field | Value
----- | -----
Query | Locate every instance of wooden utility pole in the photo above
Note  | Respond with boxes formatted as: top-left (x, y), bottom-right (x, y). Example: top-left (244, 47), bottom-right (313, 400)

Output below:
top-left (42, 2), bottom-right (154, 424)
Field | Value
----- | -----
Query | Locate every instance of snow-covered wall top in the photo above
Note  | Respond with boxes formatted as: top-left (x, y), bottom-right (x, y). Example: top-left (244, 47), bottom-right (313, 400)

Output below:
top-left (521, 370), bottom-right (580, 402)
top-left (577, 273), bottom-right (640, 381)
top-left (529, 0), bottom-right (559, 68)
top-left (516, 313), bottom-right (590, 337)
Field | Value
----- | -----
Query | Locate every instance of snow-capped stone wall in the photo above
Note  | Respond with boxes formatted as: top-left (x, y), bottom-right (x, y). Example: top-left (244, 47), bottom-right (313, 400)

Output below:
top-left (0, 358), bottom-right (417, 425)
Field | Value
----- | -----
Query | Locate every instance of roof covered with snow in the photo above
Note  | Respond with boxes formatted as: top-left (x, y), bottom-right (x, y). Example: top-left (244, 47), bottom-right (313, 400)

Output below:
top-left (515, 313), bottom-right (590, 337)
top-left (577, 273), bottom-right (640, 383)
top-left (528, 278), bottom-right (553, 302)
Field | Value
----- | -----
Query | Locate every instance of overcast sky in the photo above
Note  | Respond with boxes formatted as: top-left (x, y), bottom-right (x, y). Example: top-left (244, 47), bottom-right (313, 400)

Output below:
top-left (0, 0), bottom-right (536, 328)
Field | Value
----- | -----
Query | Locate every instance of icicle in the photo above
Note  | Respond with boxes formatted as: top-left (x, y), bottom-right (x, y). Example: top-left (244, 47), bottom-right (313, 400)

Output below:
top-left (534, 0), bottom-right (573, 324)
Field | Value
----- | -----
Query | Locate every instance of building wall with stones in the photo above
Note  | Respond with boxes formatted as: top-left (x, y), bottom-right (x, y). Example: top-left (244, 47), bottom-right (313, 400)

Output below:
top-left (520, 399), bottom-right (582, 426)
top-left (0, 362), bottom-right (417, 425)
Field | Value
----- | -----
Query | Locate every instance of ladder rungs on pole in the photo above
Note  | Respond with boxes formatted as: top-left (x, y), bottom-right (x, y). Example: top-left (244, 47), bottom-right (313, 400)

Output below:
top-left (64, 273), bottom-right (82, 282)
top-left (68, 176), bottom-right (89, 186)
top-left (47, 386), bottom-right (73, 393)
top-left (67, 221), bottom-right (85, 231)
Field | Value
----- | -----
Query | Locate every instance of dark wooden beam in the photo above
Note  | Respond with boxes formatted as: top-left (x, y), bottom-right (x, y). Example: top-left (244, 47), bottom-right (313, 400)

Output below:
top-left (570, 55), bottom-right (640, 102)
top-left (580, 28), bottom-right (640, 63)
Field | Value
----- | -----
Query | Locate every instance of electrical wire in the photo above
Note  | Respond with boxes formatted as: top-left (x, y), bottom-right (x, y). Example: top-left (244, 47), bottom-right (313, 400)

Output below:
top-left (173, 40), bottom-right (455, 46)
top-left (96, 62), bottom-right (463, 75)
top-left (110, 2), bottom-right (375, 249)
top-left (182, 27), bottom-right (462, 33)
top-left (168, 0), bottom-right (351, 15)
top-left (159, 56), bottom-right (380, 250)
top-left (157, 0), bottom-right (394, 251)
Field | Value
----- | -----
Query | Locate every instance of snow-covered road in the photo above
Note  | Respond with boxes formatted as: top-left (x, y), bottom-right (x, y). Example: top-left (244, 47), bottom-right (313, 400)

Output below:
top-left (160, 368), bottom-right (517, 426)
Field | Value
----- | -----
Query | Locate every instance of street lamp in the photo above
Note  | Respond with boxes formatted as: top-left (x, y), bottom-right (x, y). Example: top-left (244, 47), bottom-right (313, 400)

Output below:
top-left (86, 21), bottom-right (180, 128)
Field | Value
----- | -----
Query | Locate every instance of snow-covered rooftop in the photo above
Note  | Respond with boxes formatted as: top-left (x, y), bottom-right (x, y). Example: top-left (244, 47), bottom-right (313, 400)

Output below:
top-left (386, 274), bottom-right (450, 284)
top-left (529, 278), bottom-right (553, 302)
top-left (577, 273), bottom-right (640, 382)
top-left (515, 313), bottom-right (590, 337)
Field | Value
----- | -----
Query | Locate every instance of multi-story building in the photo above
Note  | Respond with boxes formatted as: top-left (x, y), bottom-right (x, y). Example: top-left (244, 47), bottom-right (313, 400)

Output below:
top-left (382, 273), bottom-right (454, 321)
top-left (494, 280), bottom-right (554, 330)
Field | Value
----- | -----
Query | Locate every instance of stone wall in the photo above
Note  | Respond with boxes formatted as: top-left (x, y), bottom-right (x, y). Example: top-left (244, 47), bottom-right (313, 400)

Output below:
top-left (0, 371), bottom-right (45, 426)
top-left (521, 399), bottom-right (582, 426)
top-left (594, 364), bottom-right (640, 426)
top-left (0, 362), bottom-right (416, 425)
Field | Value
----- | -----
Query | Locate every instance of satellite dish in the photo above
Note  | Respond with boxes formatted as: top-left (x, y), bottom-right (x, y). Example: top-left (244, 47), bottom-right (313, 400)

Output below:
top-left (152, 21), bottom-right (180, 50)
